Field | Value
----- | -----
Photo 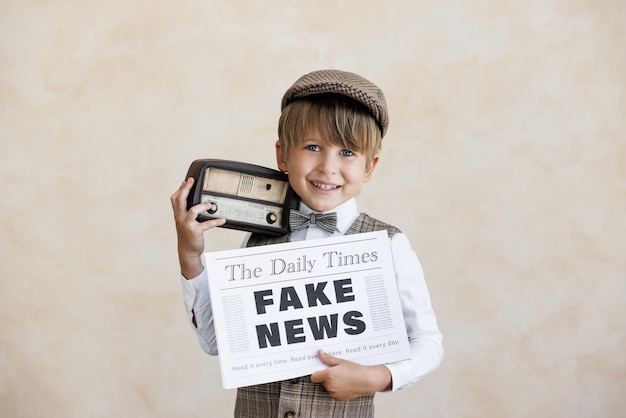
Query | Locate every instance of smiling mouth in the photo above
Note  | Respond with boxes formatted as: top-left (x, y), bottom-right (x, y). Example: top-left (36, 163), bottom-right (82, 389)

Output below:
top-left (312, 182), bottom-right (340, 191)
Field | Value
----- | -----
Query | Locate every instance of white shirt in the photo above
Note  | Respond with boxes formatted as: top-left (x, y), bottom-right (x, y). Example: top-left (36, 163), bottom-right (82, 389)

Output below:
top-left (180, 198), bottom-right (443, 391)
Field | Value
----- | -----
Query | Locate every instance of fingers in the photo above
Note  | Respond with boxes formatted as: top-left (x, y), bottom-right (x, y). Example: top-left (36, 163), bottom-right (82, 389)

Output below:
top-left (198, 216), bottom-right (227, 231)
top-left (178, 202), bottom-right (226, 234)
top-left (310, 370), bottom-right (324, 384)
top-left (310, 350), bottom-right (340, 384)
top-left (171, 177), bottom-right (226, 231)
top-left (317, 349), bottom-right (341, 366)
top-left (170, 177), bottom-right (194, 216)
top-left (184, 201), bottom-right (227, 228)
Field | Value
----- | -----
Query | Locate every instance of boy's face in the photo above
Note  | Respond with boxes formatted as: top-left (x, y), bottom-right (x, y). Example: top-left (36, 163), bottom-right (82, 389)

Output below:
top-left (276, 128), bottom-right (379, 213)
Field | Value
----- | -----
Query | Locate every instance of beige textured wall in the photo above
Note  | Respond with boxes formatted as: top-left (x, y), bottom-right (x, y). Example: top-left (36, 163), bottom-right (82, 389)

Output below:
top-left (1, 1), bottom-right (624, 417)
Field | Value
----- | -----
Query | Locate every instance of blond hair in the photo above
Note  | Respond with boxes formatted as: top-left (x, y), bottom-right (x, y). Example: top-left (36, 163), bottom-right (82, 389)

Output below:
top-left (277, 94), bottom-right (381, 168)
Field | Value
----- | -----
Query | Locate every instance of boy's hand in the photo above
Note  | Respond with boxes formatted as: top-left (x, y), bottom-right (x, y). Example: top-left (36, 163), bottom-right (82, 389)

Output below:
top-left (170, 177), bottom-right (226, 279)
top-left (310, 349), bottom-right (392, 401)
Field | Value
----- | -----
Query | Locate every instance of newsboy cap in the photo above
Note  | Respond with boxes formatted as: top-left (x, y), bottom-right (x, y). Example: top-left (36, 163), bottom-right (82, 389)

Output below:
top-left (281, 69), bottom-right (389, 137)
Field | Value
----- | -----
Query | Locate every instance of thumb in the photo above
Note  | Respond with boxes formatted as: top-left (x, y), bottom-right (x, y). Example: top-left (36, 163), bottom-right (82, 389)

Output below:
top-left (317, 349), bottom-right (342, 367)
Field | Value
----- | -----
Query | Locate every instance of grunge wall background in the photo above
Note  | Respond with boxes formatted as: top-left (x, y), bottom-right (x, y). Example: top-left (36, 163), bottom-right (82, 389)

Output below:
top-left (1, 1), bottom-right (624, 417)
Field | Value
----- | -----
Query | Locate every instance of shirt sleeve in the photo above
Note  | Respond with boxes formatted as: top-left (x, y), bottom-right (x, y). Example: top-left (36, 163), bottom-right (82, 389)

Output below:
top-left (180, 268), bottom-right (218, 355)
top-left (384, 232), bottom-right (444, 391)
top-left (180, 235), bottom-right (251, 355)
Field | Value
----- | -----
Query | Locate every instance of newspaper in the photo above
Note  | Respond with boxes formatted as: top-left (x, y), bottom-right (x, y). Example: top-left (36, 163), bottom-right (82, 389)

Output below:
top-left (203, 230), bottom-right (410, 389)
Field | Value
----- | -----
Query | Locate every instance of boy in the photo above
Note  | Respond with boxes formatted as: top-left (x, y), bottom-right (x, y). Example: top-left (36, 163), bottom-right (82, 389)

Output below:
top-left (170, 69), bottom-right (443, 418)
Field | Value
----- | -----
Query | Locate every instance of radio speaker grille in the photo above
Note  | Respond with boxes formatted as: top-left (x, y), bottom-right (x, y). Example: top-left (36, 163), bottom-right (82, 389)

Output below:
top-left (239, 174), bottom-right (254, 195)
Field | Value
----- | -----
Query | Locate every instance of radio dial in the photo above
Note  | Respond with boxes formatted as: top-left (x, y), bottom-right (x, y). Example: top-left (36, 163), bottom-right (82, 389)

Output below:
top-left (266, 212), bottom-right (277, 224)
top-left (208, 203), bottom-right (218, 214)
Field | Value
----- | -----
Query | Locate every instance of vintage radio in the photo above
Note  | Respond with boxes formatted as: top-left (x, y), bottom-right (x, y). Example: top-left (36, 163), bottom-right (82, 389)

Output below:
top-left (185, 159), bottom-right (299, 236)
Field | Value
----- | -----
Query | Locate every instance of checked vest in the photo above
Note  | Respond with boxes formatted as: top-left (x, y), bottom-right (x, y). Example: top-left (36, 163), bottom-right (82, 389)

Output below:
top-left (234, 213), bottom-right (399, 418)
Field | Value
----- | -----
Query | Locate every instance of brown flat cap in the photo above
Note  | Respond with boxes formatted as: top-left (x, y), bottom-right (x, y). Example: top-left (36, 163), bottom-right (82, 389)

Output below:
top-left (281, 69), bottom-right (389, 137)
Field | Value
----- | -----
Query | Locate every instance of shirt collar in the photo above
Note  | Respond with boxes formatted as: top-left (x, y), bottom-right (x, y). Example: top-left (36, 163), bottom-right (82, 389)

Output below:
top-left (297, 198), bottom-right (359, 234)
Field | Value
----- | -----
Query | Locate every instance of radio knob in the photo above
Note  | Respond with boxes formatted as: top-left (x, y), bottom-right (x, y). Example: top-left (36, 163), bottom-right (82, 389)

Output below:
top-left (208, 203), bottom-right (218, 214)
top-left (266, 212), bottom-right (277, 224)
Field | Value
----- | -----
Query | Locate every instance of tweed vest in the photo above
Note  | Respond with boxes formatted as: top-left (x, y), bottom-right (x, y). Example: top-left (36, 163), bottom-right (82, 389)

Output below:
top-left (234, 212), bottom-right (399, 418)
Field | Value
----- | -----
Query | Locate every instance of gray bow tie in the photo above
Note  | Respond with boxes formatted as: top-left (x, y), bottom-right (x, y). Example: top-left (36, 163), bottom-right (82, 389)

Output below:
top-left (289, 210), bottom-right (337, 234)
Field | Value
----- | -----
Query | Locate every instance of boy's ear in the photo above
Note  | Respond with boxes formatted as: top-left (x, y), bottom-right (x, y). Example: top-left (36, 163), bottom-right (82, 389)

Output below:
top-left (363, 154), bottom-right (380, 183)
top-left (275, 140), bottom-right (288, 172)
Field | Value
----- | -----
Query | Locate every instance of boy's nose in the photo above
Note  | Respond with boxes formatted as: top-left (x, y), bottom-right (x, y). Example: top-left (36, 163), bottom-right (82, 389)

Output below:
top-left (317, 153), bottom-right (337, 174)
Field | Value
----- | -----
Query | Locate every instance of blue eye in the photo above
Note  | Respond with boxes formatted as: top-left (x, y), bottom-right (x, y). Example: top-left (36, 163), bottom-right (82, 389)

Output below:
top-left (340, 149), bottom-right (354, 157)
top-left (306, 144), bottom-right (320, 151)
